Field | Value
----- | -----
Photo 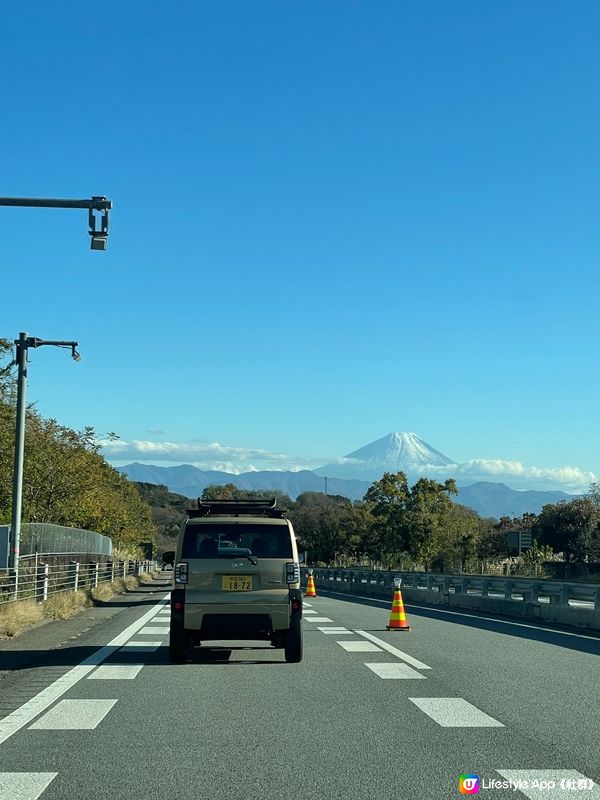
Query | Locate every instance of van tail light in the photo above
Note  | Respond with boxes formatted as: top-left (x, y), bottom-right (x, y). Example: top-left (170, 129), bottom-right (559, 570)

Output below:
top-left (285, 562), bottom-right (300, 584)
top-left (175, 562), bottom-right (189, 584)
top-left (291, 599), bottom-right (302, 611)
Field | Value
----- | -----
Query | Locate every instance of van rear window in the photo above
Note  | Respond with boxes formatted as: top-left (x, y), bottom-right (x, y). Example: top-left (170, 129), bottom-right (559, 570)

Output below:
top-left (182, 523), bottom-right (293, 559)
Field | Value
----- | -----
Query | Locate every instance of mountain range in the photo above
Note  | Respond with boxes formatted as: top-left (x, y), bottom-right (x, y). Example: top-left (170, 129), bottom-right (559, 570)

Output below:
top-left (117, 432), bottom-right (578, 518)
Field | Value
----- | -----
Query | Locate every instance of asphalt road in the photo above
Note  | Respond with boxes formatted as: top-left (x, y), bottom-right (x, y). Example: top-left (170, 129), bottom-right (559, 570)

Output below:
top-left (0, 580), bottom-right (599, 800)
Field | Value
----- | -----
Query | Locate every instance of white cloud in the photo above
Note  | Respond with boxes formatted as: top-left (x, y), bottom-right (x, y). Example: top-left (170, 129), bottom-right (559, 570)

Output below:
top-left (420, 459), bottom-right (596, 493)
top-left (99, 438), bottom-right (321, 473)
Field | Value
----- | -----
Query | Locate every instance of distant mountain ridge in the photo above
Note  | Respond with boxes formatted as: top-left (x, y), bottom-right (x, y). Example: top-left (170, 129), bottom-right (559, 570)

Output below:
top-left (119, 462), bottom-right (574, 518)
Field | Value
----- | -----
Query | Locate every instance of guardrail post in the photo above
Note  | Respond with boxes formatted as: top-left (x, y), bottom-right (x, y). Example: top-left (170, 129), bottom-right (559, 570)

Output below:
top-left (36, 563), bottom-right (49, 602)
top-left (94, 562), bottom-right (99, 588)
top-left (70, 561), bottom-right (80, 591)
top-left (559, 585), bottom-right (570, 607)
top-left (504, 580), bottom-right (513, 600)
top-left (480, 579), bottom-right (489, 597)
top-left (594, 587), bottom-right (600, 612)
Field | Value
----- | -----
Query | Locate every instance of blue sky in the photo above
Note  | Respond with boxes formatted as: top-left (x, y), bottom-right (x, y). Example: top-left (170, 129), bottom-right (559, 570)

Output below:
top-left (1, 1), bottom-right (599, 491)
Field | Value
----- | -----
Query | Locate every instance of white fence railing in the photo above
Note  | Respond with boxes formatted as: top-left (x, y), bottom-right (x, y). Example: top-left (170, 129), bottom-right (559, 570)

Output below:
top-left (0, 559), bottom-right (158, 605)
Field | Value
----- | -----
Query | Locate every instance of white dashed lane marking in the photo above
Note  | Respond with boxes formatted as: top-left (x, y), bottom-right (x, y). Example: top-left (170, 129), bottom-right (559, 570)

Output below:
top-left (138, 626), bottom-right (170, 635)
top-left (87, 664), bottom-right (145, 680)
top-left (121, 641), bottom-right (162, 652)
top-left (0, 597), bottom-right (169, 746)
top-left (355, 631), bottom-right (432, 670)
top-left (0, 772), bottom-right (57, 800)
top-left (317, 627), bottom-right (352, 634)
top-left (303, 617), bottom-right (332, 623)
top-left (409, 698), bottom-right (504, 727)
top-left (496, 771), bottom-right (600, 798)
top-left (29, 699), bottom-right (117, 730)
top-left (365, 663), bottom-right (427, 679)
top-left (337, 641), bottom-right (381, 652)
top-left (303, 610), bottom-right (318, 615)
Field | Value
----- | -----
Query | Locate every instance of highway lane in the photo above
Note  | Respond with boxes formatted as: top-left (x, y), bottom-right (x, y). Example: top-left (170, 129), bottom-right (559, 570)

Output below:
top-left (0, 589), bottom-right (598, 800)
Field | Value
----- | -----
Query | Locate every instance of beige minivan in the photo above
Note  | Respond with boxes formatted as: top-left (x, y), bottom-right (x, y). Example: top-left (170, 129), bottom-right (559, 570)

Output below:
top-left (164, 499), bottom-right (303, 663)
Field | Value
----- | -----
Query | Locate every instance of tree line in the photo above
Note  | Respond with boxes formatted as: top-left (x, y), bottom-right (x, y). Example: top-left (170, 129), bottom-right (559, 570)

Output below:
top-left (197, 475), bottom-right (600, 572)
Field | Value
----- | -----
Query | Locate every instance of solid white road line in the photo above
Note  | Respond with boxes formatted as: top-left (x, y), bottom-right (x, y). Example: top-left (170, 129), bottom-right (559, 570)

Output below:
top-left (355, 631), bottom-right (432, 670)
top-left (409, 697), bottom-right (504, 727)
top-left (29, 699), bottom-right (117, 730)
top-left (365, 663), bottom-right (427, 679)
top-left (317, 627), bottom-right (352, 634)
top-left (0, 595), bottom-right (170, 746)
top-left (121, 641), bottom-right (162, 652)
top-left (496, 770), bottom-right (600, 798)
top-left (337, 641), bottom-right (382, 652)
top-left (87, 664), bottom-right (145, 680)
top-left (303, 617), bottom-right (332, 623)
top-left (138, 626), bottom-right (170, 634)
top-left (0, 772), bottom-right (57, 800)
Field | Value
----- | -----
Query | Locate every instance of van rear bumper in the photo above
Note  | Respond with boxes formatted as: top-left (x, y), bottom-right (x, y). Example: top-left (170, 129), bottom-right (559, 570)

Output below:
top-left (184, 602), bottom-right (290, 638)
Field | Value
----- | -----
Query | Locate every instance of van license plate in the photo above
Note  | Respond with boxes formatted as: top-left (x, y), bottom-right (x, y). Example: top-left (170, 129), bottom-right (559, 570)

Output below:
top-left (221, 576), bottom-right (252, 591)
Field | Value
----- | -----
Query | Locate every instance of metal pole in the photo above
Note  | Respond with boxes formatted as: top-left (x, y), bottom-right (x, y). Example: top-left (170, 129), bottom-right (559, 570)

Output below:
top-left (10, 333), bottom-right (28, 590)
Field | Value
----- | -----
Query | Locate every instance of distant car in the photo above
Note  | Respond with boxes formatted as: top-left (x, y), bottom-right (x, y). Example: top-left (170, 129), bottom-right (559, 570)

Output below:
top-left (165, 498), bottom-right (303, 663)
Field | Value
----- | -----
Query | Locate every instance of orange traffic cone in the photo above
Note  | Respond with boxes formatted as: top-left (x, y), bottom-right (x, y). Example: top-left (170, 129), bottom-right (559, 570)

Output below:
top-left (305, 569), bottom-right (317, 598)
top-left (386, 582), bottom-right (410, 631)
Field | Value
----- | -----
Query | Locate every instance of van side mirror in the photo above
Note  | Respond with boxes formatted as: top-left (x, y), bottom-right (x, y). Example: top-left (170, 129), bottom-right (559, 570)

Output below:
top-left (298, 551), bottom-right (306, 564)
top-left (162, 550), bottom-right (175, 565)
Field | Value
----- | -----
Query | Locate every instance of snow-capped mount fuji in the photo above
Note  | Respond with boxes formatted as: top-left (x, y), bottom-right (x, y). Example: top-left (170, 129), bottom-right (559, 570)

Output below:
top-left (313, 432), bottom-right (456, 481)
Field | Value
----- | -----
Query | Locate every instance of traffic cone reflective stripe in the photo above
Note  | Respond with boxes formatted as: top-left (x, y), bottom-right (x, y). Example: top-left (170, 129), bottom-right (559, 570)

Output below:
top-left (305, 572), bottom-right (317, 598)
top-left (386, 586), bottom-right (410, 630)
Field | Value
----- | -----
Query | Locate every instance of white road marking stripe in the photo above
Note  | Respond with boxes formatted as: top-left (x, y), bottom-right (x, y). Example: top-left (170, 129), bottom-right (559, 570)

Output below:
top-left (409, 697), bottom-right (504, 727)
top-left (322, 589), bottom-right (600, 642)
top-left (496, 770), bottom-right (600, 798)
top-left (0, 772), bottom-right (57, 800)
top-left (30, 699), bottom-right (117, 730)
top-left (317, 627), bottom-right (352, 634)
top-left (337, 641), bottom-right (381, 652)
top-left (303, 603), bottom-right (312, 608)
top-left (366, 663), bottom-right (427, 679)
top-left (355, 630), bottom-right (432, 670)
top-left (303, 610), bottom-right (318, 615)
top-left (121, 641), bottom-right (161, 652)
top-left (0, 595), bottom-right (170, 746)
top-left (138, 626), bottom-right (170, 634)
top-left (303, 617), bottom-right (332, 623)
top-left (87, 664), bottom-right (145, 680)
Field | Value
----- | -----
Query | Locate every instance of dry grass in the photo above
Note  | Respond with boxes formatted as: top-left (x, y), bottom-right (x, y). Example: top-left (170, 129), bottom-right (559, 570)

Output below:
top-left (0, 574), bottom-right (142, 637)
top-left (0, 599), bottom-right (43, 638)
top-left (138, 572), bottom-right (155, 583)
top-left (90, 582), bottom-right (114, 602)
top-left (43, 590), bottom-right (90, 620)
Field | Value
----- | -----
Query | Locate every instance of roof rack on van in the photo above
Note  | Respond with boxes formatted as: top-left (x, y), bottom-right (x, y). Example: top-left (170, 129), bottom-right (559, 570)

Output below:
top-left (186, 498), bottom-right (287, 518)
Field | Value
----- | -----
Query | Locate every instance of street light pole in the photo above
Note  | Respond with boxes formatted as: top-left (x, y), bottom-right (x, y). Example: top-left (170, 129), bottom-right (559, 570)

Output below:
top-left (9, 333), bottom-right (80, 595)
top-left (9, 333), bottom-right (28, 576)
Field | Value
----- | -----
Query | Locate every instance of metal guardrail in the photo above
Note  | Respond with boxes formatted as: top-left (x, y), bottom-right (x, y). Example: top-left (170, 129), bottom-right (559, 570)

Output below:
top-left (0, 559), bottom-right (158, 606)
top-left (303, 568), bottom-right (600, 611)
